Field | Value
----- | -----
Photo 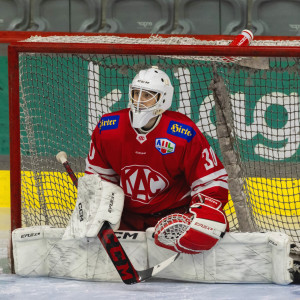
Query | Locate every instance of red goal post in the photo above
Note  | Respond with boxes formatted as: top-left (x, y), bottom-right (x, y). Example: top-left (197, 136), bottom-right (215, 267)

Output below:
top-left (8, 33), bottom-right (300, 256)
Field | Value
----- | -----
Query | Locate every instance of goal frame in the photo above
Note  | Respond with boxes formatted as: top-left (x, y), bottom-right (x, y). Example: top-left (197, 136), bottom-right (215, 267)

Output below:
top-left (8, 33), bottom-right (300, 233)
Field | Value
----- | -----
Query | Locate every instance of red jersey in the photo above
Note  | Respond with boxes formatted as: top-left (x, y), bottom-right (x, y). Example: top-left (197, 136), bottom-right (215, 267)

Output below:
top-left (85, 109), bottom-right (228, 215)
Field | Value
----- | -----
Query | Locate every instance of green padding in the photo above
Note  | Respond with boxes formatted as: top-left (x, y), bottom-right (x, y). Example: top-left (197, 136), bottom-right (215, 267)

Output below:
top-left (0, 56), bottom-right (8, 155)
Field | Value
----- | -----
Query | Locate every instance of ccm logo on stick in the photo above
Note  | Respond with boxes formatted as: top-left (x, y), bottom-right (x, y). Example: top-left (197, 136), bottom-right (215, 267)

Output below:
top-left (101, 228), bottom-right (136, 281)
top-left (115, 232), bottom-right (139, 240)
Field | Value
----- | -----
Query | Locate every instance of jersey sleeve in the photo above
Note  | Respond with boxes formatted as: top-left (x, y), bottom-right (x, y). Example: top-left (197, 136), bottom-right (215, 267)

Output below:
top-left (182, 126), bottom-right (228, 208)
top-left (85, 122), bottom-right (120, 184)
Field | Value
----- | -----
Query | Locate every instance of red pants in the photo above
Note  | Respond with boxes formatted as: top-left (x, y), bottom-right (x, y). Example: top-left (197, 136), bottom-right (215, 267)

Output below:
top-left (118, 206), bottom-right (189, 231)
top-left (119, 205), bottom-right (230, 232)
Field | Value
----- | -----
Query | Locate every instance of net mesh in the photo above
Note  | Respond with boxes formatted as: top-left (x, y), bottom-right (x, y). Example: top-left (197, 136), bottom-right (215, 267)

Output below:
top-left (14, 35), bottom-right (300, 251)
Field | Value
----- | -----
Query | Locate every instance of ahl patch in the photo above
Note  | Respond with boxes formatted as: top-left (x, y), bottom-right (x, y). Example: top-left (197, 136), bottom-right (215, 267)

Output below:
top-left (155, 138), bottom-right (175, 155)
top-left (99, 115), bottom-right (120, 132)
top-left (167, 121), bottom-right (196, 142)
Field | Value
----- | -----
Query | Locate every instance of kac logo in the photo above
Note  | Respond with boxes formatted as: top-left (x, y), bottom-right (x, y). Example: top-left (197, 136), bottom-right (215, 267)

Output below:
top-left (99, 115), bottom-right (120, 132)
top-left (167, 121), bottom-right (196, 142)
top-left (155, 138), bottom-right (175, 155)
top-left (120, 165), bottom-right (169, 204)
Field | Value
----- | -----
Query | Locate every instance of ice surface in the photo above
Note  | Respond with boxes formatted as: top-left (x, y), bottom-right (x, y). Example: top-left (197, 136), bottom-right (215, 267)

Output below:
top-left (0, 275), bottom-right (300, 300)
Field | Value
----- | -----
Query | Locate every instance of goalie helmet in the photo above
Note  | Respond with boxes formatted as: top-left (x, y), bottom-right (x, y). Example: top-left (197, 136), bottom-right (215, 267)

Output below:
top-left (129, 66), bottom-right (174, 128)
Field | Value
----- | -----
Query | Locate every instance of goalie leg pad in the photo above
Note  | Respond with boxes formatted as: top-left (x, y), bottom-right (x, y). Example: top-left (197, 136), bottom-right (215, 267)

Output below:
top-left (12, 226), bottom-right (147, 281)
top-left (148, 228), bottom-right (293, 285)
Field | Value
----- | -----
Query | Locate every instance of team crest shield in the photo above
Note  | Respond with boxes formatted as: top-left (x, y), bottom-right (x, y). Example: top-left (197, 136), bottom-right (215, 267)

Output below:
top-left (155, 138), bottom-right (175, 155)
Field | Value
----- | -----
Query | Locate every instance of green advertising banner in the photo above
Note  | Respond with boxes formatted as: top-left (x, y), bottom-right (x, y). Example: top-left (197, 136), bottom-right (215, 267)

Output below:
top-left (0, 56), bottom-right (9, 155)
top-left (90, 58), bottom-right (300, 163)
top-left (14, 54), bottom-right (300, 164)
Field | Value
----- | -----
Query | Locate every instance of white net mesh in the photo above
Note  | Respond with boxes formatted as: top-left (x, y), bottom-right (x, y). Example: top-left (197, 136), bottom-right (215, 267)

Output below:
top-left (22, 34), bottom-right (300, 63)
top-left (24, 34), bottom-right (300, 47)
top-left (10, 35), bottom-right (300, 255)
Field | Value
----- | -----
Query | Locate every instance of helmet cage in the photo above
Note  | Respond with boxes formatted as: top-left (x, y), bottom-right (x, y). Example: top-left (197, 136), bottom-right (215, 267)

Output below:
top-left (129, 86), bottom-right (161, 112)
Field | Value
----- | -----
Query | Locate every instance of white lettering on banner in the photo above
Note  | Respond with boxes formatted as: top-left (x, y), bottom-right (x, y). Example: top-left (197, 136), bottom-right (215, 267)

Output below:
top-left (253, 92), bottom-right (300, 160)
top-left (120, 165), bottom-right (169, 204)
top-left (174, 68), bottom-right (191, 118)
top-left (88, 62), bottom-right (122, 135)
top-left (196, 94), bottom-right (217, 138)
top-left (197, 92), bottom-right (300, 160)
top-left (87, 65), bottom-right (299, 161)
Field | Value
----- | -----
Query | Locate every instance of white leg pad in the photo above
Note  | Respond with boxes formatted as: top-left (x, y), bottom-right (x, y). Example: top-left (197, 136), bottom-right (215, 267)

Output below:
top-left (146, 228), bottom-right (293, 285)
top-left (12, 226), bottom-right (293, 284)
top-left (12, 226), bottom-right (147, 281)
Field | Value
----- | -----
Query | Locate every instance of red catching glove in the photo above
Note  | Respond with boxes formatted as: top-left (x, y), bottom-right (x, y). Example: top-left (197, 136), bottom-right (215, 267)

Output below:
top-left (154, 194), bottom-right (227, 254)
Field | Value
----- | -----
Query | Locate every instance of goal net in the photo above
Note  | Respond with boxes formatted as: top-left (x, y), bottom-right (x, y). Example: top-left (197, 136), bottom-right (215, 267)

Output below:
top-left (8, 34), bottom-right (300, 253)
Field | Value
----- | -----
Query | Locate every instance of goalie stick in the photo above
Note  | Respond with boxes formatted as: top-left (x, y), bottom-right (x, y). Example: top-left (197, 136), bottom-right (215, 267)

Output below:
top-left (56, 151), bottom-right (180, 284)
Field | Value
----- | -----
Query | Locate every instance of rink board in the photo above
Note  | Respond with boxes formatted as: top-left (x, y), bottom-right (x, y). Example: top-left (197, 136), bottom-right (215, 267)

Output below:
top-left (0, 171), bottom-right (9, 208)
top-left (1, 171), bottom-right (299, 224)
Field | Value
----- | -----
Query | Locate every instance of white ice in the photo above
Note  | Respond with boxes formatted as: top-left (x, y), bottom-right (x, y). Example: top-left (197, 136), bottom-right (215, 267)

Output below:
top-left (1, 275), bottom-right (300, 300)
top-left (1, 228), bottom-right (300, 300)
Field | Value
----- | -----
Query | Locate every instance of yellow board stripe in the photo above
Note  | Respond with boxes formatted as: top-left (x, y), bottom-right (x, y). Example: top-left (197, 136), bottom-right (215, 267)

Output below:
top-left (20, 171), bottom-right (84, 211)
top-left (0, 171), bottom-right (10, 207)
top-left (1, 171), bottom-right (300, 222)
top-left (224, 177), bottom-right (300, 218)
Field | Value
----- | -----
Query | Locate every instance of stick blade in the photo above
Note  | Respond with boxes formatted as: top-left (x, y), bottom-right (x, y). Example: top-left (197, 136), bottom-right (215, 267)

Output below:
top-left (137, 253), bottom-right (180, 282)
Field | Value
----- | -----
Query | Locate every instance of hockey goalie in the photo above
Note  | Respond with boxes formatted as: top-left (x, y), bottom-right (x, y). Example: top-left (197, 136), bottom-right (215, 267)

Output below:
top-left (12, 66), bottom-right (293, 284)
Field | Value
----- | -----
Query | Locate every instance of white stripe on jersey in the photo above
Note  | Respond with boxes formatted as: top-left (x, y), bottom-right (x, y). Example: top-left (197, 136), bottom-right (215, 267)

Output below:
top-left (191, 169), bottom-right (228, 191)
top-left (191, 179), bottom-right (228, 196)
top-left (85, 158), bottom-right (118, 175)
top-left (178, 190), bottom-right (191, 202)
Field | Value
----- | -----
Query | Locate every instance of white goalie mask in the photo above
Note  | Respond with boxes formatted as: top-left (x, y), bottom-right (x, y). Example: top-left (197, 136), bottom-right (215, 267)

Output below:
top-left (129, 66), bottom-right (174, 128)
